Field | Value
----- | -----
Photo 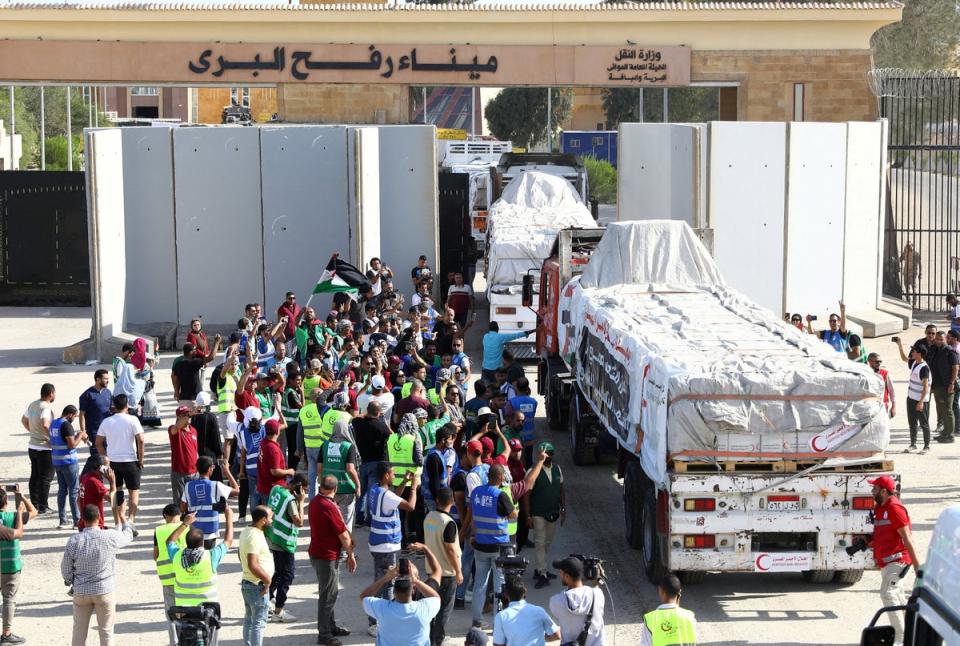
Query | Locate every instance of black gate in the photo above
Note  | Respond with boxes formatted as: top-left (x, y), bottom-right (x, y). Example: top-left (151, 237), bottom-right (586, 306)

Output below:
top-left (0, 171), bottom-right (90, 306)
top-left (437, 171), bottom-right (472, 296)
top-left (879, 75), bottom-right (960, 312)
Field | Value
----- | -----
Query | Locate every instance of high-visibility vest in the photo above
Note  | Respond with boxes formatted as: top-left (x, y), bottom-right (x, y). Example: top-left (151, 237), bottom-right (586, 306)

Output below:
top-left (907, 361), bottom-right (932, 402)
top-left (499, 483), bottom-right (517, 536)
top-left (0, 512), bottom-right (21, 574)
top-left (427, 389), bottom-right (441, 406)
top-left (255, 390), bottom-right (273, 418)
top-left (367, 485), bottom-right (402, 547)
top-left (299, 404), bottom-right (325, 449)
top-left (281, 388), bottom-right (301, 426)
top-left (319, 409), bottom-right (350, 445)
top-left (643, 607), bottom-right (698, 646)
top-left (172, 550), bottom-right (218, 607)
top-left (184, 479), bottom-right (220, 541)
top-left (264, 485), bottom-right (299, 553)
top-left (387, 434), bottom-right (418, 486)
top-left (241, 424), bottom-right (264, 479)
top-left (470, 484), bottom-right (509, 545)
top-left (217, 372), bottom-right (237, 413)
top-left (401, 382), bottom-right (413, 399)
top-left (50, 417), bottom-right (78, 467)
top-left (155, 521), bottom-right (187, 587)
top-left (322, 439), bottom-right (356, 494)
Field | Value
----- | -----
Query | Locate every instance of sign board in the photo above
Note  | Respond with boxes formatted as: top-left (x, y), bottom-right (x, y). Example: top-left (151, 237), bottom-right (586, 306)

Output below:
top-left (0, 41), bottom-right (691, 87)
top-left (753, 553), bottom-right (813, 573)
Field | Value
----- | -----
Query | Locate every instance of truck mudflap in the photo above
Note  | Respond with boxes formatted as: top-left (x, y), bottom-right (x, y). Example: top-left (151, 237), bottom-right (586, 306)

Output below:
top-left (665, 471), bottom-right (889, 574)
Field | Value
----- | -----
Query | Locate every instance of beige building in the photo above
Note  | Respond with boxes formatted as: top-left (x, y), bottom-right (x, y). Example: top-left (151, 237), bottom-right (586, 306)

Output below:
top-left (0, 1), bottom-right (901, 126)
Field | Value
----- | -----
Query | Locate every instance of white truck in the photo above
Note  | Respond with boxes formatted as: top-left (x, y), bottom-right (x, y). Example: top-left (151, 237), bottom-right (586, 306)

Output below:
top-left (530, 221), bottom-right (895, 583)
top-left (484, 171), bottom-right (595, 360)
top-left (437, 137), bottom-right (512, 250)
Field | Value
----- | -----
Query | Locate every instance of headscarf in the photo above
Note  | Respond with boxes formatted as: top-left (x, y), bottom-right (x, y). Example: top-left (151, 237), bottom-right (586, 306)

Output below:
top-left (131, 337), bottom-right (148, 370)
top-left (180, 546), bottom-right (206, 569)
top-left (397, 413), bottom-right (419, 437)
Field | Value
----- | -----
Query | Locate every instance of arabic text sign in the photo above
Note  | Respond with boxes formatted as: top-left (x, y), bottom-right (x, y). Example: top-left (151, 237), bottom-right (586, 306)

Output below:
top-left (753, 553), bottom-right (813, 573)
top-left (574, 329), bottom-right (633, 442)
top-left (808, 423), bottom-right (860, 453)
top-left (0, 41), bottom-right (691, 86)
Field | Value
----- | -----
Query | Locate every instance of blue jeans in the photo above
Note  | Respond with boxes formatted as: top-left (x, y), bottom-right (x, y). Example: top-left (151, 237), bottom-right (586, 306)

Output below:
top-left (306, 447), bottom-right (322, 500)
top-left (55, 462), bottom-right (80, 525)
top-left (247, 472), bottom-right (262, 510)
top-left (368, 551), bottom-right (398, 626)
top-left (358, 461), bottom-right (380, 524)
top-left (456, 540), bottom-right (475, 601)
top-left (241, 579), bottom-right (269, 645)
top-left (472, 548), bottom-right (503, 625)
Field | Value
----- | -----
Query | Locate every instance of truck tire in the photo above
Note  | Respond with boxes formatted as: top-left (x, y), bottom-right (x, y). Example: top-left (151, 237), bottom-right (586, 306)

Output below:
top-left (569, 399), bottom-right (598, 465)
top-left (801, 570), bottom-right (836, 584)
top-left (623, 461), bottom-right (644, 550)
top-left (833, 569), bottom-right (864, 585)
top-left (678, 570), bottom-right (706, 585)
top-left (547, 381), bottom-right (564, 431)
top-left (641, 480), bottom-right (668, 584)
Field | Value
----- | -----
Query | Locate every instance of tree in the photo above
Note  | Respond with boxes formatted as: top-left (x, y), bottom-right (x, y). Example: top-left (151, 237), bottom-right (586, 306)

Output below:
top-left (582, 156), bottom-right (616, 204)
top-left (484, 87), bottom-right (572, 149)
top-left (44, 135), bottom-right (83, 171)
top-left (601, 87), bottom-right (719, 128)
top-left (0, 90), bottom-right (37, 169)
top-left (872, 0), bottom-right (960, 69)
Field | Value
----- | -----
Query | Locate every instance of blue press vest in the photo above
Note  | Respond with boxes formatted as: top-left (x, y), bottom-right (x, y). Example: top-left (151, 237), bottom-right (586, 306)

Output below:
top-left (471, 484), bottom-right (508, 545)
top-left (184, 479), bottom-right (220, 540)
top-left (469, 463), bottom-right (490, 485)
top-left (450, 466), bottom-right (463, 522)
top-left (368, 485), bottom-right (402, 547)
top-left (822, 329), bottom-right (848, 353)
top-left (50, 418), bottom-right (78, 467)
top-left (509, 395), bottom-right (538, 442)
top-left (241, 425), bottom-right (265, 478)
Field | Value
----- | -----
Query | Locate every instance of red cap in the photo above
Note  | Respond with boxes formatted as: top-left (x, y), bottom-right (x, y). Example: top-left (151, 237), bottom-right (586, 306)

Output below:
top-left (466, 440), bottom-right (483, 455)
top-left (867, 475), bottom-right (897, 493)
top-left (265, 419), bottom-right (281, 435)
top-left (480, 437), bottom-right (494, 453)
top-left (508, 438), bottom-right (523, 450)
top-left (175, 405), bottom-right (192, 418)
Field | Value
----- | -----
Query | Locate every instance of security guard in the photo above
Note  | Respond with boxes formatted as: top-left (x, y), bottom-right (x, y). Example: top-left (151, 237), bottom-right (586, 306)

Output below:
top-left (641, 574), bottom-right (697, 646)
top-left (387, 413), bottom-right (424, 487)
top-left (166, 507), bottom-right (235, 646)
top-left (154, 503), bottom-right (188, 646)
top-left (319, 392), bottom-right (352, 444)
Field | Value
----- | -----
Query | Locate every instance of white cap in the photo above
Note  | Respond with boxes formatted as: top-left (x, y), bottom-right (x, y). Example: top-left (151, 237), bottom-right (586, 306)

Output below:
top-left (242, 406), bottom-right (263, 424)
top-left (476, 406), bottom-right (493, 417)
top-left (194, 391), bottom-right (213, 407)
top-left (371, 375), bottom-right (386, 390)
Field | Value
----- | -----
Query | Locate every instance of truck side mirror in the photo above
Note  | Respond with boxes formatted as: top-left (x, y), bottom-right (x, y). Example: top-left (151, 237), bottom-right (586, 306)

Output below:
top-left (859, 625), bottom-right (895, 646)
top-left (521, 274), bottom-right (534, 308)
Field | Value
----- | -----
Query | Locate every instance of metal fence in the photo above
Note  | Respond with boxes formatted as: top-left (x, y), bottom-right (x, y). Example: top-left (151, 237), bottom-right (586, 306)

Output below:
top-left (879, 73), bottom-right (960, 312)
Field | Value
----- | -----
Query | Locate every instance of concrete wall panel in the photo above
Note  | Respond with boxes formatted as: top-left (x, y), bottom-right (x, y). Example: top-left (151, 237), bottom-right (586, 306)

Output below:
top-left (708, 121), bottom-right (786, 315)
top-left (120, 127), bottom-right (177, 325)
top-left (260, 125), bottom-right (351, 309)
top-left (785, 122), bottom-right (848, 318)
top-left (842, 121), bottom-right (884, 312)
top-left (617, 123), bottom-right (699, 225)
top-left (350, 127), bottom-right (382, 268)
top-left (173, 128), bottom-right (263, 325)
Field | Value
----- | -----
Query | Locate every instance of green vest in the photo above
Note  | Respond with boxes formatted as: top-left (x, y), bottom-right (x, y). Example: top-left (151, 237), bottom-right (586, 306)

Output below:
top-left (303, 375), bottom-right (322, 399)
top-left (265, 485), bottom-right (299, 553)
top-left (319, 409), bottom-right (351, 445)
top-left (155, 521), bottom-right (187, 586)
top-left (322, 440), bottom-right (357, 494)
top-left (172, 550), bottom-right (218, 606)
top-left (427, 389), bottom-right (441, 406)
top-left (299, 404), bottom-right (325, 448)
top-left (0, 511), bottom-right (21, 574)
top-left (644, 607), bottom-right (698, 646)
top-left (255, 390), bottom-right (272, 418)
top-left (419, 418), bottom-right (446, 449)
top-left (281, 388), bottom-right (301, 425)
top-left (387, 434), bottom-right (418, 486)
top-left (401, 382), bottom-right (413, 399)
top-left (217, 372), bottom-right (237, 413)
top-left (529, 463), bottom-right (563, 519)
top-left (499, 484), bottom-right (517, 536)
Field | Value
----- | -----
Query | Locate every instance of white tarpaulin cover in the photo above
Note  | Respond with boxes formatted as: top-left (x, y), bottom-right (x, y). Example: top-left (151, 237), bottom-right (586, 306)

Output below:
top-left (485, 171), bottom-right (595, 293)
top-left (560, 221), bottom-right (890, 487)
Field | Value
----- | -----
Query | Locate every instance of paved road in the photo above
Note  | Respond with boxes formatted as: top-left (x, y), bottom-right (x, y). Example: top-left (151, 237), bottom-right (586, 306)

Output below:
top-left (0, 306), bottom-right (955, 645)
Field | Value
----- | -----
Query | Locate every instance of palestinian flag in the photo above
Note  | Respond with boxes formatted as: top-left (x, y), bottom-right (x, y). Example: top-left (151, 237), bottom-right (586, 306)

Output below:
top-left (313, 254), bottom-right (372, 295)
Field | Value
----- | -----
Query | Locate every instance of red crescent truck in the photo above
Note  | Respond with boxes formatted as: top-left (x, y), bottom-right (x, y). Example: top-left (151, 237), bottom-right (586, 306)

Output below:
top-left (526, 221), bottom-right (896, 584)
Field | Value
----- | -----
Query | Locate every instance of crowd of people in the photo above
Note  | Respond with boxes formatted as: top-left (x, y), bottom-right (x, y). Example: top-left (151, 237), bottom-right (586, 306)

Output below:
top-left (8, 254), bottom-right (661, 646)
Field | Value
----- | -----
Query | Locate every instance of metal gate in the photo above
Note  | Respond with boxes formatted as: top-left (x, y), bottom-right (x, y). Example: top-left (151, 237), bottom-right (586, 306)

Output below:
top-left (878, 73), bottom-right (960, 312)
top-left (438, 171), bottom-right (472, 296)
top-left (0, 171), bottom-right (89, 306)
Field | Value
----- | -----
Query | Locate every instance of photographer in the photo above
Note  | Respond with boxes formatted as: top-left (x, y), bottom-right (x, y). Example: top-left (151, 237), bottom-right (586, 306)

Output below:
top-left (359, 546), bottom-right (440, 646)
top-left (549, 557), bottom-right (605, 646)
top-left (0, 485), bottom-right (35, 646)
top-left (492, 575), bottom-right (560, 646)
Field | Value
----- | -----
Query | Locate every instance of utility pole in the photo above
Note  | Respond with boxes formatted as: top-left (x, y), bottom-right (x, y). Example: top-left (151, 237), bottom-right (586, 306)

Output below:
top-left (67, 86), bottom-right (73, 171)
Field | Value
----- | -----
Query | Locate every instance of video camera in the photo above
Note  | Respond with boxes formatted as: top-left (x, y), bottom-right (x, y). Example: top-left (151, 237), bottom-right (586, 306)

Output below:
top-left (570, 553), bottom-right (604, 582)
top-left (845, 538), bottom-right (868, 557)
top-left (168, 603), bottom-right (221, 646)
top-left (496, 545), bottom-right (529, 576)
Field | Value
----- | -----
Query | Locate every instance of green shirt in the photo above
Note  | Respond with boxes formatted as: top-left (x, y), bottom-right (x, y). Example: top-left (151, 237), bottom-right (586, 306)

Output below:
top-left (420, 416), bottom-right (449, 448)
top-left (0, 511), bottom-right (22, 574)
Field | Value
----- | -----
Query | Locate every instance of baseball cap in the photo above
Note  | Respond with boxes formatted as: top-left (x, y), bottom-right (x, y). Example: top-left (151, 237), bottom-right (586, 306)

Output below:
top-left (867, 475), bottom-right (897, 493)
top-left (508, 438), bottom-right (523, 450)
top-left (194, 391), bottom-right (212, 407)
top-left (413, 407), bottom-right (428, 420)
top-left (552, 556), bottom-right (584, 579)
top-left (371, 375), bottom-right (386, 389)
top-left (538, 441), bottom-right (555, 454)
top-left (175, 405), bottom-right (192, 418)
top-left (465, 627), bottom-right (489, 646)
top-left (265, 419), bottom-right (281, 435)
top-left (466, 440), bottom-right (483, 455)
top-left (476, 406), bottom-right (493, 417)
top-left (309, 358), bottom-right (322, 370)
top-left (480, 437), bottom-right (494, 453)
top-left (242, 406), bottom-right (263, 424)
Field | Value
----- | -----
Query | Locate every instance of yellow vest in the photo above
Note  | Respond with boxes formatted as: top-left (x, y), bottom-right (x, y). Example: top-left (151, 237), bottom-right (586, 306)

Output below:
top-left (154, 522), bottom-right (187, 587)
top-left (319, 409), bottom-right (351, 445)
top-left (217, 372), bottom-right (237, 413)
top-left (644, 607), bottom-right (697, 646)
top-left (387, 434), bottom-right (418, 486)
top-left (499, 484), bottom-right (517, 536)
top-left (401, 382), bottom-right (413, 399)
top-left (172, 550), bottom-right (218, 606)
top-left (299, 403), bottom-right (325, 448)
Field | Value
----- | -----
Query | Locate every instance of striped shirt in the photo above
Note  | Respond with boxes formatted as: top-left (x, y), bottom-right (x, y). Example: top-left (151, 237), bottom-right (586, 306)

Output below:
top-left (60, 525), bottom-right (134, 597)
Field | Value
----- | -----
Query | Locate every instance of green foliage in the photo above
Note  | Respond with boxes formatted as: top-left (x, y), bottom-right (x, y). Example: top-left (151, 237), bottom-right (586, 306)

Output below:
top-left (872, 0), bottom-right (960, 69)
top-left (44, 135), bottom-right (84, 171)
top-left (0, 89), bottom-right (37, 169)
top-left (582, 156), bottom-right (617, 204)
top-left (484, 88), bottom-right (572, 149)
top-left (601, 87), bottom-right (720, 127)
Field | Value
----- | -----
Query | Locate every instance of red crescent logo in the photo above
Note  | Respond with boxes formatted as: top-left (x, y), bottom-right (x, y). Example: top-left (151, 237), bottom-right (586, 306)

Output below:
top-left (811, 435), bottom-right (828, 452)
top-left (755, 554), bottom-right (771, 571)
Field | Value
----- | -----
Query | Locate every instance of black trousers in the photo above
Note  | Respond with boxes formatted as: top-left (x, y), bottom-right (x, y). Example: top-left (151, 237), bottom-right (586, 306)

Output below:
top-left (284, 422), bottom-right (300, 472)
top-left (906, 398), bottom-right (931, 448)
top-left (270, 549), bottom-right (297, 609)
top-left (28, 448), bottom-right (54, 511)
top-left (430, 575), bottom-right (457, 646)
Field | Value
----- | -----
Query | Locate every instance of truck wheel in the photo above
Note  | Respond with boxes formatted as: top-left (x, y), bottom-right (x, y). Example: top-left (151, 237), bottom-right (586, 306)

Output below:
top-left (801, 570), bottom-right (836, 584)
top-left (833, 570), bottom-right (864, 585)
top-left (547, 382), bottom-right (563, 431)
top-left (623, 461), bottom-right (644, 550)
top-left (641, 481), bottom-right (667, 583)
top-left (569, 399), bottom-right (598, 465)
top-left (678, 571), bottom-right (706, 585)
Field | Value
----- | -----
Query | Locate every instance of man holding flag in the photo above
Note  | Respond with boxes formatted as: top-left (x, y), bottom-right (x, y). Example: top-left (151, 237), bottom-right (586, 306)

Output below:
top-left (311, 254), bottom-right (374, 304)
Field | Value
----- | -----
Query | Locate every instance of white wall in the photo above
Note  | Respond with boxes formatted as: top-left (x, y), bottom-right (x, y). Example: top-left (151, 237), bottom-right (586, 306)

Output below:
top-left (348, 127), bottom-right (382, 269)
top-left (843, 121), bottom-right (886, 312)
top-left (617, 123), bottom-right (700, 225)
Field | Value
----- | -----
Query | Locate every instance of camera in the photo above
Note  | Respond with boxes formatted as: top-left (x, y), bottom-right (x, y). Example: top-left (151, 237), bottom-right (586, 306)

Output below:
top-left (845, 538), bottom-right (868, 557)
top-left (495, 545), bottom-right (529, 576)
top-left (570, 554), bottom-right (604, 581)
top-left (891, 336), bottom-right (900, 343)
top-left (4, 485), bottom-right (16, 493)
top-left (398, 548), bottom-right (414, 576)
top-left (169, 604), bottom-right (221, 646)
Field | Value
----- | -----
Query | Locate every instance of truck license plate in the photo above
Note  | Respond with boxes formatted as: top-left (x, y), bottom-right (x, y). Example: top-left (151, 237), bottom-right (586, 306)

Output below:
top-left (766, 496), bottom-right (800, 512)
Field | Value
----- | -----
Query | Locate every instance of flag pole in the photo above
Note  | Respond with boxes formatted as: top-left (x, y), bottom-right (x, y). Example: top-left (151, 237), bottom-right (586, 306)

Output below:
top-left (304, 252), bottom-right (340, 311)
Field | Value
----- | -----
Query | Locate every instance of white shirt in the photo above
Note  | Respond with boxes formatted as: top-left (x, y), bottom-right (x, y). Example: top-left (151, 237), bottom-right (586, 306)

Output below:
top-left (466, 471), bottom-right (484, 497)
top-left (98, 413), bottom-right (144, 462)
top-left (358, 391), bottom-right (396, 423)
top-left (181, 480), bottom-right (234, 506)
top-left (639, 603), bottom-right (698, 646)
top-left (549, 586), bottom-right (606, 646)
top-left (369, 488), bottom-right (404, 553)
top-left (24, 405), bottom-right (54, 452)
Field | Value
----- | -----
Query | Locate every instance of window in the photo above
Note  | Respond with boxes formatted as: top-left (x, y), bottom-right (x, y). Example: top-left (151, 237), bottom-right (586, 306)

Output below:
top-left (568, 139), bottom-right (581, 149)
top-left (592, 136), bottom-right (604, 146)
top-left (231, 87), bottom-right (251, 108)
top-left (131, 86), bottom-right (160, 96)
